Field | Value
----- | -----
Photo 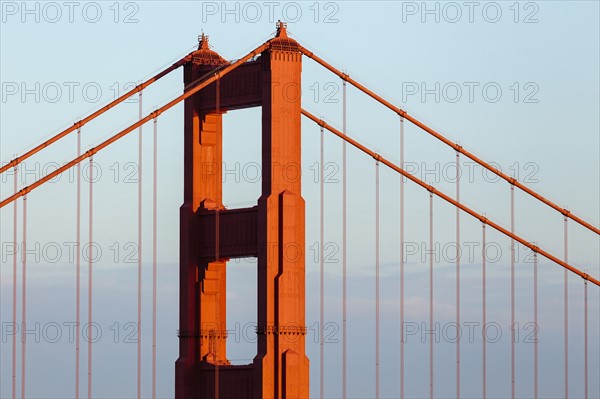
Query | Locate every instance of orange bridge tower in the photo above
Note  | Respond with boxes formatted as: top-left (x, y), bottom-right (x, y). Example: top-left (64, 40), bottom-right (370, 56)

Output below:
top-left (175, 23), bottom-right (310, 398)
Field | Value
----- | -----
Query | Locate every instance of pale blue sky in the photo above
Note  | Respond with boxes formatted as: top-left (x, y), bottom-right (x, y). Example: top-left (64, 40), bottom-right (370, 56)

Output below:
top-left (1, 1), bottom-right (599, 398)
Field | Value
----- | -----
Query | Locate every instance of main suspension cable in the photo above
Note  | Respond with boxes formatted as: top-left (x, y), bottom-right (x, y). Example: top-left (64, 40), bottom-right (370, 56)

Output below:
top-left (0, 55), bottom-right (192, 175)
top-left (298, 45), bottom-right (600, 236)
top-left (0, 43), bottom-right (269, 209)
top-left (301, 110), bottom-right (600, 287)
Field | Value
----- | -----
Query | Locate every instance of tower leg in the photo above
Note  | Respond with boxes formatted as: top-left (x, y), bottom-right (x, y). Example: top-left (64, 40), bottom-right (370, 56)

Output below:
top-left (254, 39), bottom-right (309, 399)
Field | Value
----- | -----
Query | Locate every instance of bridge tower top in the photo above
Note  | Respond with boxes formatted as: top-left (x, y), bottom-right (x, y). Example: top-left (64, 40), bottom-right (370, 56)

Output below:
top-left (191, 32), bottom-right (227, 66)
top-left (276, 20), bottom-right (288, 37)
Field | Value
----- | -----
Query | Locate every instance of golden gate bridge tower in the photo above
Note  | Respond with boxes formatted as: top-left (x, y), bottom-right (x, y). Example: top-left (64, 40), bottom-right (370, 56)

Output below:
top-left (1, 17), bottom-right (598, 399)
top-left (175, 22), bottom-right (310, 398)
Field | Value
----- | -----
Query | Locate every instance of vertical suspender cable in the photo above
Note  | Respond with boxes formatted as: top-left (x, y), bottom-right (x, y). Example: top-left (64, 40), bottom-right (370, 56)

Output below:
top-left (0, 179), bottom-right (2, 392)
top-left (510, 184), bottom-right (515, 399)
top-left (0, 213), bottom-right (1, 391)
top-left (319, 125), bottom-right (325, 399)
top-left (152, 117), bottom-right (158, 399)
top-left (76, 128), bottom-right (82, 399)
top-left (0, 175), bottom-right (2, 397)
top-left (456, 151), bottom-right (460, 399)
top-left (375, 158), bottom-right (380, 399)
top-left (584, 276), bottom-right (588, 399)
top-left (564, 216), bottom-right (568, 399)
top-left (88, 157), bottom-right (94, 399)
top-left (12, 168), bottom-right (17, 399)
top-left (533, 251), bottom-right (538, 399)
top-left (482, 222), bottom-right (487, 399)
top-left (0, 207), bottom-right (1, 390)
top-left (21, 195), bottom-right (27, 399)
top-left (342, 79), bottom-right (347, 399)
top-left (400, 115), bottom-right (405, 399)
top-left (137, 90), bottom-right (143, 399)
top-left (429, 191), bottom-right (434, 399)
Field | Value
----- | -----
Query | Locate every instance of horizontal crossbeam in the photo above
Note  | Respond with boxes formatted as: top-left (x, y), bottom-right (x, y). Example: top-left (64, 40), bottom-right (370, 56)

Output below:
top-left (197, 205), bottom-right (259, 260)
